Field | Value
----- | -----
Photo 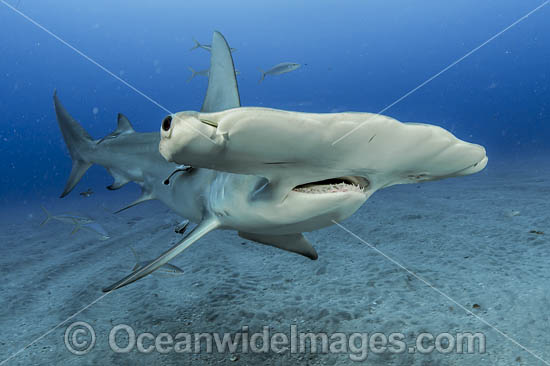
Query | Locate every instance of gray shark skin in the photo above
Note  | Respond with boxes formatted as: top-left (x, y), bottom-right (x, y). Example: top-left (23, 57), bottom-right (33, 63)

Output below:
top-left (187, 67), bottom-right (241, 83)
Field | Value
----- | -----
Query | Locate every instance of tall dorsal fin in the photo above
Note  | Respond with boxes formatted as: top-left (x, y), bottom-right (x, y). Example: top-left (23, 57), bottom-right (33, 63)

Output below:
top-left (201, 31), bottom-right (240, 113)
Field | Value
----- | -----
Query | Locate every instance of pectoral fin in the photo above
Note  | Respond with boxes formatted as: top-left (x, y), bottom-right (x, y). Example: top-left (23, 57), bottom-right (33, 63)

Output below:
top-left (238, 232), bottom-right (318, 260)
top-left (103, 217), bottom-right (220, 292)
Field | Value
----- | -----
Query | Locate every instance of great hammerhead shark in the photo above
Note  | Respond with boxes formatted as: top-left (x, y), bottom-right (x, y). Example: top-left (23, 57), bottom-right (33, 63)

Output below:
top-left (54, 32), bottom-right (487, 292)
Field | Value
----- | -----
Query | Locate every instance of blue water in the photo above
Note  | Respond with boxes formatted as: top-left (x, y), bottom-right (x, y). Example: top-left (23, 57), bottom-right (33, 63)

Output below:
top-left (2, 2), bottom-right (550, 365)
top-left (0, 0), bottom-right (549, 200)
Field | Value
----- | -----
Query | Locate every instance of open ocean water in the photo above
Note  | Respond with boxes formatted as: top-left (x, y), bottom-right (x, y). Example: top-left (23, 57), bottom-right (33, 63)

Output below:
top-left (1, 1), bottom-right (549, 365)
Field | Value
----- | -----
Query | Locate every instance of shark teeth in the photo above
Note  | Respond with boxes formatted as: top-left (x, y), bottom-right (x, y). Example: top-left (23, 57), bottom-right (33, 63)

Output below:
top-left (292, 182), bottom-right (365, 194)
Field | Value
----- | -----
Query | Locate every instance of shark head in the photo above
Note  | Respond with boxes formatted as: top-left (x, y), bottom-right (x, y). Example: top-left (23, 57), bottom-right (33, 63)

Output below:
top-left (159, 108), bottom-right (487, 233)
top-left (159, 108), bottom-right (487, 191)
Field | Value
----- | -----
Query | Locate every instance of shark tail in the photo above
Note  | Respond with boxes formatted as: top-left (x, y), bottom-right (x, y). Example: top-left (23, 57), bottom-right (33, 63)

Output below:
top-left (40, 205), bottom-right (52, 226)
top-left (54, 91), bottom-right (95, 198)
top-left (258, 69), bottom-right (265, 84)
top-left (190, 38), bottom-right (201, 51)
top-left (187, 66), bottom-right (197, 82)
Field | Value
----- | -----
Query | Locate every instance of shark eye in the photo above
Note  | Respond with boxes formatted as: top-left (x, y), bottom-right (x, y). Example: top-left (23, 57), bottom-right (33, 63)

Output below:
top-left (162, 116), bottom-right (172, 131)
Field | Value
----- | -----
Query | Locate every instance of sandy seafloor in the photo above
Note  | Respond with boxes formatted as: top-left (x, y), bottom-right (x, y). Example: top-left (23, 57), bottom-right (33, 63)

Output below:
top-left (0, 156), bottom-right (549, 366)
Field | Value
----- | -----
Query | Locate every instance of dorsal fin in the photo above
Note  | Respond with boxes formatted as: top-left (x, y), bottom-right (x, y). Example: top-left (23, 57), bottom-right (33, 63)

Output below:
top-left (201, 31), bottom-right (240, 113)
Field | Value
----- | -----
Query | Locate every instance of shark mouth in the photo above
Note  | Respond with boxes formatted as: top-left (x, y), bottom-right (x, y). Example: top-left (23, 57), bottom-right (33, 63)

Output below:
top-left (292, 176), bottom-right (369, 194)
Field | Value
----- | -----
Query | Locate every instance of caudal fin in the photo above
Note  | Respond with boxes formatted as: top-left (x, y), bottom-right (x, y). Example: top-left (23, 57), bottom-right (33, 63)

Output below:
top-left (187, 66), bottom-right (197, 82)
top-left (258, 69), bottom-right (265, 84)
top-left (40, 205), bottom-right (52, 226)
top-left (70, 218), bottom-right (82, 235)
top-left (190, 38), bottom-right (201, 51)
top-left (53, 91), bottom-right (94, 198)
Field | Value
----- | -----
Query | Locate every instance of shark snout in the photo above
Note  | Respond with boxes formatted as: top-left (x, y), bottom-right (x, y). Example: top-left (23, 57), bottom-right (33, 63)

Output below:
top-left (453, 143), bottom-right (488, 176)
top-left (397, 138), bottom-right (488, 184)
top-left (429, 140), bottom-right (487, 179)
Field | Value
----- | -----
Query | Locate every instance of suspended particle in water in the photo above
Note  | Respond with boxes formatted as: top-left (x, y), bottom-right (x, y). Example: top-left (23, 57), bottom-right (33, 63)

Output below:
top-left (92, 107), bottom-right (99, 115)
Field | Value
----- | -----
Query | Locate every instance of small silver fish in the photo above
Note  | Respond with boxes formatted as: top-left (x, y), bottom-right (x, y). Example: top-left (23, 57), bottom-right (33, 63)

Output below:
top-left (259, 62), bottom-right (301, 83)
top-left (187, 67), bottom-right (210, 82)
top-left (174, 219), bottom-right (190, 234)
top-left (190, 38), bottom-right (236, 53)
top-left (40, 206), bottom-right (109, 240)
top-left (130, 247), bottom-right (184, 276)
